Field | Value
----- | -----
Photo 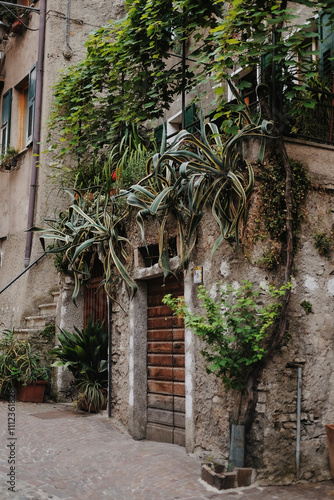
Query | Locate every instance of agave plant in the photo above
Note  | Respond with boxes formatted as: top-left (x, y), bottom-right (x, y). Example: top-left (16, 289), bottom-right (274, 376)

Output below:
top-left (30, 189), bottom-right (136, 303)
top-left (51, 318), bottom-right (108, 412)
top-left (125, 81), bottom-right (273, 272)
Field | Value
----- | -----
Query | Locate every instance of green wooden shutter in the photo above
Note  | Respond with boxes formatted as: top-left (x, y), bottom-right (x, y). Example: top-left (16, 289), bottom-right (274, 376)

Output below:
top-left (261, 53), bottom-right (273, 84)
top-left (154, 123), bottom-right (164, 145)
top-left (319, 13), bottom-right (334, 77)
top-left (27, 64), bottom-right (36, 145)
top-left (185, 103), bottom-right (196, 133)
top-left (1, 88), bottom-right (12, 154)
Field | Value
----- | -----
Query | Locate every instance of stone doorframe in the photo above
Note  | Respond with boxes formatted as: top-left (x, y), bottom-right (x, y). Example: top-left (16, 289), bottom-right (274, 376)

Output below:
top-left (128, 258), bottom-right (196, 453)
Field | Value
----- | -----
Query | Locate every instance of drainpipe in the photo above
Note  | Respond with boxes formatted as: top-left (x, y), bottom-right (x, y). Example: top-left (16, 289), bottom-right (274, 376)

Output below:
top-left (287, 361), bottom-right (304, 479)
top-left (296, 366), bottom-right (302, 479)
top-left (107, 295), bottom-right (112, 418)
top-left (24, 0), bottom-right (47, 268)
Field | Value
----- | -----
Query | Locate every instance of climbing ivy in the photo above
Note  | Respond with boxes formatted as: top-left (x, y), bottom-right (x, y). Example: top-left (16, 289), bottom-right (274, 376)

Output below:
top-left (259, 157), bottom-right (310, 241)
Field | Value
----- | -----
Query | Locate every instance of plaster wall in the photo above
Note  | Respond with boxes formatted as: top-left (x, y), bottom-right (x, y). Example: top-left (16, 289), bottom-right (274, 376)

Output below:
top-left (0, 1), bottom-right (125, 329)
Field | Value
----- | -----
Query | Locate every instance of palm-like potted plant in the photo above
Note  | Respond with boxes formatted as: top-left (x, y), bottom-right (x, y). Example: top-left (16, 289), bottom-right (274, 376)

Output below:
top-left (51, 318), bottom-right (108, 412)
top-left (0, 329), bottom-right (49, 402)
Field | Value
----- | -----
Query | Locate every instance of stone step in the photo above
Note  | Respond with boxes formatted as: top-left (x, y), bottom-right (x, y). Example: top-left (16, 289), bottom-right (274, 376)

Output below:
top-left (52, 291), bottom-right (60, 304)
top-left (14, 328), bottom-right (40, 340)
top-left (38, 303), bottom-right (57, 317)
top-left (25, 316), bottom-right (49, 329)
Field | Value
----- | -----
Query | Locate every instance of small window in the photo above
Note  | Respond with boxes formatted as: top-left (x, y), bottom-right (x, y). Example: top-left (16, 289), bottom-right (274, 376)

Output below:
top-left (1, 89), bottom-right (12, 155)
top-left (139, 237), bottom-right (178, 268)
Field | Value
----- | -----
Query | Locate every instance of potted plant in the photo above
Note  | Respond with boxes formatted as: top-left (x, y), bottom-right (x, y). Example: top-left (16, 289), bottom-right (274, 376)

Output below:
top-left (51, 318), bottom-right (108, 413)
top-left (0, 5), bottom-right (30, 35)
top-left (0, 147), bottom-right (19, 171)
top-left (0, 329), bottom-right (49, 402)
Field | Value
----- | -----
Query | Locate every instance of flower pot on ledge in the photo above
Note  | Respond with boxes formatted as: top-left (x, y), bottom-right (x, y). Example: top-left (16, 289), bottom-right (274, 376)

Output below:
top-left (10, 18), bottom-right (27, 35)
top-left (16, 381), bottom-right (48, 403)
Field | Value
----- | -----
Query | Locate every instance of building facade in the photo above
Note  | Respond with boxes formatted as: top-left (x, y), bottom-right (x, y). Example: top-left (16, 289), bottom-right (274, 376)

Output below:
top-left (0, 0), bottom-right (333, 487)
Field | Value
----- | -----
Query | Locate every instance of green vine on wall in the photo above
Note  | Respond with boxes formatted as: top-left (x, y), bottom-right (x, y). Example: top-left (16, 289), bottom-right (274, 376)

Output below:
top-left (164, 280), bottom-right (292, 392)
top-left (259, 157), bottom-right (310, 241)
top-left (314, 231), bottom-right (333, 257)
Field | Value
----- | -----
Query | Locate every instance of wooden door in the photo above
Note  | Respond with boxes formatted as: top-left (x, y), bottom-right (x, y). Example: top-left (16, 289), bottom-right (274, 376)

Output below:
top-left (84, 277), bottom-right (108, 328)
top-left (83, 254), bottom-right (108, 328)
top-left (146, 275), bottom-right (185, 446)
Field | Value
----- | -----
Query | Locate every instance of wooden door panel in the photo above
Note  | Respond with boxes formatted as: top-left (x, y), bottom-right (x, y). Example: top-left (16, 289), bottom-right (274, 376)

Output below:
top-left (147, 275), bottom-right (185, 446)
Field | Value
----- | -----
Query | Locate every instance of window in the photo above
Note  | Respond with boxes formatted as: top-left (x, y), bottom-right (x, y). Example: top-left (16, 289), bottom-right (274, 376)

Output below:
top-left (155, 104), bottom-right (197, 144)
top-left (1, 89), bottom-right (12, 155)
top-left (4, 1), bottom-right (30, 5)
top-left (14, 64), bottom-right (36, 149)
top-left (319, 13), bottom-right (334, 77)
top-left (230, 67), bottom-right (258, 107)
top-left (15, 77), bottom-right (28, 150)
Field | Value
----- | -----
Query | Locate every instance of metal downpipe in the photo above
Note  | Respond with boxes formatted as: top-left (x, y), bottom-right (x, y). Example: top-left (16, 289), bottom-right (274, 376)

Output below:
top-left (24, 0), bottom-right (47, 268)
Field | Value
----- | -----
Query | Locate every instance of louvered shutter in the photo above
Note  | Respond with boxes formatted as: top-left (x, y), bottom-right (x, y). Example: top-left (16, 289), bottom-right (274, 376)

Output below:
top-left (27, 64), bottom-right (36, 145)
top-left (1, 89), bottom-right (12, 155)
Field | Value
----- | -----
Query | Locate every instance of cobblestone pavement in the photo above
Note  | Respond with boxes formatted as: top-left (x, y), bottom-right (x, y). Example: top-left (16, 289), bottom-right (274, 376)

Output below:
top-left (0, 400), bottom-right (333, 500)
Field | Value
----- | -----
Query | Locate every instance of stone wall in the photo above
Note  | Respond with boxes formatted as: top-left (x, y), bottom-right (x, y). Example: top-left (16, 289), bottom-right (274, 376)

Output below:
top-left (109, 137), bottom-right (334, 485)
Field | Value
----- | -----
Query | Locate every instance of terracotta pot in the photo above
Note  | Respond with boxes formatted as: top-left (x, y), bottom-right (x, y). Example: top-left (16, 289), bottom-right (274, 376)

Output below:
top-left (16, 381), bottom-right (48, 403)
top-left (326, 424), bottom-right (334, 480)
top-left (11, 19), bottom-right (26, 35)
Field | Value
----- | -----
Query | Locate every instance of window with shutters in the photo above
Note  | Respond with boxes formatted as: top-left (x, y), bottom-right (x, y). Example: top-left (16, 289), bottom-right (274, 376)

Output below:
top-left (154, 104), bottom-right (197, 145)
top-left (26, 65), bottom-right (36, 146)
top-left (1, 89), bottom-right (12, 156)
top-left (14, 64), bottom-right (36, 150)
top-left (319, 13), bottom-right (334, 78)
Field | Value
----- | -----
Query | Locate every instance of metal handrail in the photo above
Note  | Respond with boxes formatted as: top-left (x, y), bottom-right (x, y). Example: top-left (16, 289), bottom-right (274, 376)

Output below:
top-left (0, 252), bottom-right (46, 295)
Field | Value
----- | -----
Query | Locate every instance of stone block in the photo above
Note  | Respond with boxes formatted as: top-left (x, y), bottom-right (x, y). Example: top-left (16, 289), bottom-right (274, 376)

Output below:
top-left (235, 467), bottom-right (256, 487)
top-left (201, 465), bottom-right (237, 490)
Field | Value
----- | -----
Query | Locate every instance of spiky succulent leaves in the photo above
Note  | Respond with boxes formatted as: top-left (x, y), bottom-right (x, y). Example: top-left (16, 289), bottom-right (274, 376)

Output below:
top-left (31, 191), bottom-right (136, 303)
top-left (51, 318), bottom-right (108, 386)
top-left (127, 105), bottom-right (265, 274)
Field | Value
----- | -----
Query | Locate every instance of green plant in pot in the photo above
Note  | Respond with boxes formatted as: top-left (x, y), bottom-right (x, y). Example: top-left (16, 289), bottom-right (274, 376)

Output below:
top-left (0, 329), bottom-right (49, 400)
top-left (0, 4), bottom-right (30, 32)
top-left (0, 147), bottom-right (19, 171)
top-left (51, 318), bottom-right (108, 413)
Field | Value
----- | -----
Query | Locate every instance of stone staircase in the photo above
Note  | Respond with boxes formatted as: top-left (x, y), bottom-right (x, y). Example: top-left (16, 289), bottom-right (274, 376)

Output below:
top-left (15, 291), bottom-right (60, 340)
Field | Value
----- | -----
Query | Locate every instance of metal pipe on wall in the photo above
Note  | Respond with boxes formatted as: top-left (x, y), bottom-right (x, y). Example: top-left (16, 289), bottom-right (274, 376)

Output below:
top-left (107, 295), bottom-right (112, 418)
top-left (296, 366), bottom-right (302, 478)
top-left (24, 0), bottom-right (47, 267)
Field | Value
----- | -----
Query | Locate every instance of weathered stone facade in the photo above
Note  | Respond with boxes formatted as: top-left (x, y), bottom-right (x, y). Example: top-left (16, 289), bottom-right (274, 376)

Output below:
top-left (0, 0), bottom-right (333, 488)
top-left (107, 138), bottom-right (334, 485)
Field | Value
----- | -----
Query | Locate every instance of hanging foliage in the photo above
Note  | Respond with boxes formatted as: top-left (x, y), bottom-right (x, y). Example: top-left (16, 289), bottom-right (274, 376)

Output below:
top-left (48, 0), bottom-right (219, 165)
top-left (125, 92), bottom-right (273, 272)
top-left (30, 190), bottom-right (136, 303)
